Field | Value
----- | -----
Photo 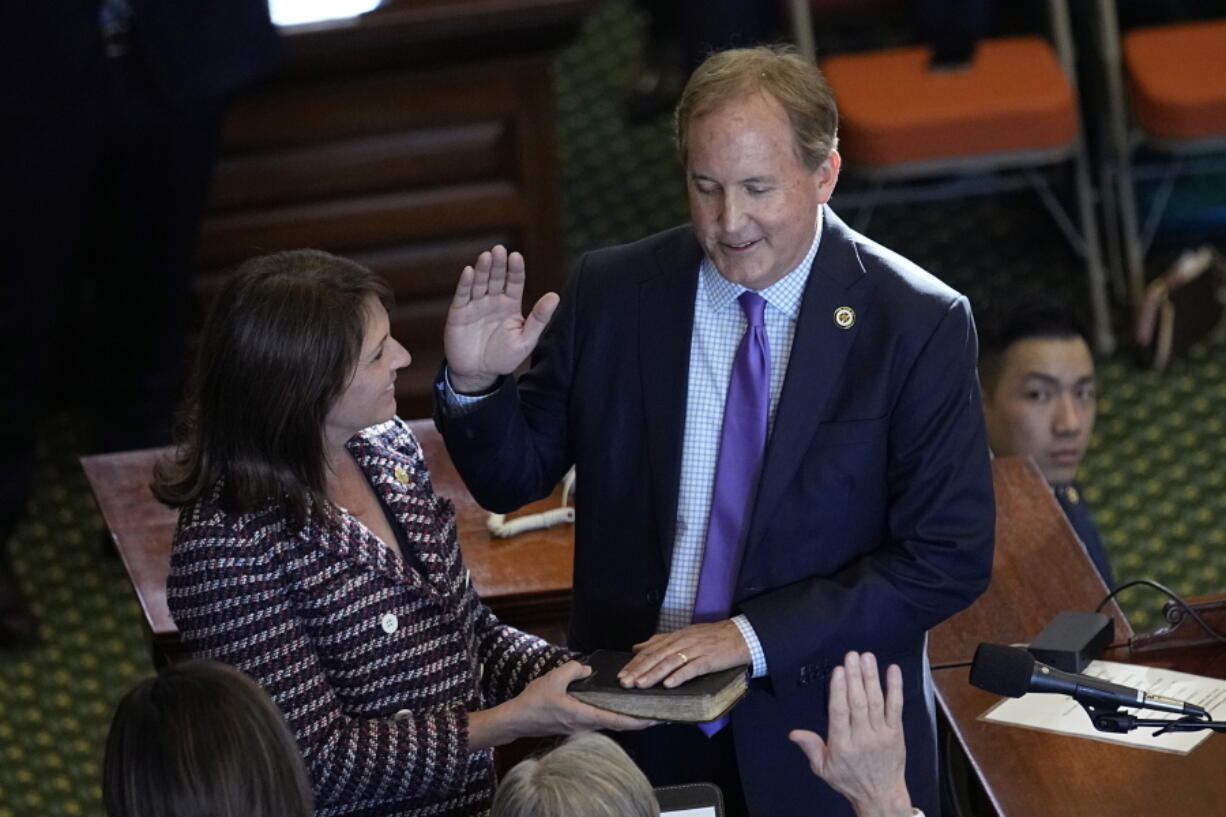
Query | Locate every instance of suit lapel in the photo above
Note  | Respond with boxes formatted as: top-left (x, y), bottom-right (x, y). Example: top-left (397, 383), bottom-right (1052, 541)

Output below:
top-left (337, 434), bottom-right (441, 599)
top-left (747, 208), bottom-right (868, 549)
top-left (640, 230), bottom-right (702, 564)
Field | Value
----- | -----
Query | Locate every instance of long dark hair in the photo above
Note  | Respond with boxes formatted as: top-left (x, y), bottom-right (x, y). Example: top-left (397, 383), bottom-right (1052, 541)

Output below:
top-left (153, 249), bottom-right (391, 527)
top-left (102, 659), bottom-right (314, 817)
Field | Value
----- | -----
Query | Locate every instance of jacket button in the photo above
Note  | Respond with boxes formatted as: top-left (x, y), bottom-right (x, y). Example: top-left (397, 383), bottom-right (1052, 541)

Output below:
top-left (394, 709), bottom-right (411, 721)
top-left (381, 613), bottom-right (399, 634)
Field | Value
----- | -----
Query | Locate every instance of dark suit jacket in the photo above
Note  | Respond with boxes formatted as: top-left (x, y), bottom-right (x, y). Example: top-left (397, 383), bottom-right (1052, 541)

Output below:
top-left (435, 207), bottom-right (995, 817)
top-left (1056, 481), bottom-right (1116, 589)
top-left (1, 0), bottom-right (279, 119)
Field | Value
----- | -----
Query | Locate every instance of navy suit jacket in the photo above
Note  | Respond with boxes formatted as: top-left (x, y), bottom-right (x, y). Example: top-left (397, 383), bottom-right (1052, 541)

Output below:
top-left (435, 207), bottom-right (995, 817)
top-left (1, 0), bottom-right (279, 119)
top-left (1055, 481), bottom-right (1116, 590)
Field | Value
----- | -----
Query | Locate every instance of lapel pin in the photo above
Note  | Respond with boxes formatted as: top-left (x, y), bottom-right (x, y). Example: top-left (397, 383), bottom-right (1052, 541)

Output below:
top-left (833, 306), bottom-right (856, 329)
top-left (394, 465), bottom-right (410, 484)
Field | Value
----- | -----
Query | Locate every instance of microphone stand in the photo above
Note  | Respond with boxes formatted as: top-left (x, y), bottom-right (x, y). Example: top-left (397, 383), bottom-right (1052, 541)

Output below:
top-left (1079, 701), bottom-right (1226, 736)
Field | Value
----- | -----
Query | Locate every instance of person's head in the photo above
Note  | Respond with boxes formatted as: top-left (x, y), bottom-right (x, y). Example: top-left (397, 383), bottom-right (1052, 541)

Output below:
top-left (676, 45), bottom-right (841, 290)
top-left (977, 295), bottom-right (1097, 485)
top-left (153, 249), bottom-right (410, 526)
top-left (491, 732), bottom-right (658, 817)
top-left (102, 659), bottom-right (314, 817)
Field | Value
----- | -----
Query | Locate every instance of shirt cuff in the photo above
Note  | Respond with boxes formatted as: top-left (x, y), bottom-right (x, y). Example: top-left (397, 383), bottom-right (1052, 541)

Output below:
top-left (731, 615), bottom-right (767, 678)
top-left (436, 367), bottom-right (493, 416)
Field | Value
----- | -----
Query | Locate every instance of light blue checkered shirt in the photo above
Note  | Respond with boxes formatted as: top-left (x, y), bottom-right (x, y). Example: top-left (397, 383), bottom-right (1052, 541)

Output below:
top-left (658, 216), bottom-right (822, 679)
top-left (441, 214), bottom-right (822, 679)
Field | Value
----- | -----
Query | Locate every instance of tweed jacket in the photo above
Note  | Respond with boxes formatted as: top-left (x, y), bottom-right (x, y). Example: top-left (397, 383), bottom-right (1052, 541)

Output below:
top-left (167, 417), bottom-right (570, 817)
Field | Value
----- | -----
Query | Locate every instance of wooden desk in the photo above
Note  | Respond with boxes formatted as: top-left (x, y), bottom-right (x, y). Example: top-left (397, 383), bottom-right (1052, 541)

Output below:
top-left (930, 457), bottom-right (1225, 817)
top-left (81, 419), bottom-right (574, 666)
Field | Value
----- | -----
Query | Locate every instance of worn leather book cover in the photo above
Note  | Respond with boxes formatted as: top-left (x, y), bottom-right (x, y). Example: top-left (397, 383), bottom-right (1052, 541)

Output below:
top-left (567, 650), bottom-right (748, 723)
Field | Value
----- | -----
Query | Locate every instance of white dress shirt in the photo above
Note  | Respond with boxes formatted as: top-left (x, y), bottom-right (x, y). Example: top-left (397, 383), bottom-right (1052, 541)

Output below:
top-left (656, 213), bottom-right (822, 678)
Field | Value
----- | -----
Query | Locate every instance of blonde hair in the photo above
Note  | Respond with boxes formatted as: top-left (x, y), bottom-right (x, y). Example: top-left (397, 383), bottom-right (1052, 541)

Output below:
top-left (675, 44), bottom-right (839, 171)
top-left (492, 733), bottom-right (658, 817)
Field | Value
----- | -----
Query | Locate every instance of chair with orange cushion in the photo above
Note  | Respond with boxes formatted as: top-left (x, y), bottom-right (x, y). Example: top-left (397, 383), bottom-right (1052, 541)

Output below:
top-left (788, 0), bottom-right (1116, 354)
top-left (1092, 3), bottom-right (1226, 307)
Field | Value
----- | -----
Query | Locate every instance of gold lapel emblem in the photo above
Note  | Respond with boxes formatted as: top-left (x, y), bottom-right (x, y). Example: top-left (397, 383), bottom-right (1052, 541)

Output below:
top-left (394, 465), bottom-right (410, 484)
top-left (833, 306), bottom-right (856, 329)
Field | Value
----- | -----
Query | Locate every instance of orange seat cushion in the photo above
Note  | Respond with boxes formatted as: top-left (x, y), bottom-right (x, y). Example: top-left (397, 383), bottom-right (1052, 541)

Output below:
top-left (1123, 20), bottom-right (1226, 142)
top-left (820, 36), bottom-right (1077, 167)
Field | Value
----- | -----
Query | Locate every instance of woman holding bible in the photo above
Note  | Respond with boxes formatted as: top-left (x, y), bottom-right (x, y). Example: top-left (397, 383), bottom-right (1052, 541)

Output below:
top-left (154, 249), bottom-right (644, 817)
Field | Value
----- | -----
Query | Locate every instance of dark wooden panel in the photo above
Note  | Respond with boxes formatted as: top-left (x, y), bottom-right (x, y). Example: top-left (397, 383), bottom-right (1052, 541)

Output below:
top-left (189, 0), bottom-right (582, 428)
top-left (210, 123), bottom-right (507, 210)
top-left (221, 65), bottom-right (524, 150)
top-left (190, 233), bottom-right (514, 322)
top-left (505, 65), bottom-right (563, 304)
top-left (389, 296), bottom-right (449, 349)
top-left (198, 181), bottom-right (522, 267)
top-left (350, 232), bottom-right (514, 299)
top-left (395, 347), bottom-right (444, 419)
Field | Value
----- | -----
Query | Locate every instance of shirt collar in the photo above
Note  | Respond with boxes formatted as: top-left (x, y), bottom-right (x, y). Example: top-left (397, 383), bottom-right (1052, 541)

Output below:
top-left (698, 208), bottom-right (823, 320)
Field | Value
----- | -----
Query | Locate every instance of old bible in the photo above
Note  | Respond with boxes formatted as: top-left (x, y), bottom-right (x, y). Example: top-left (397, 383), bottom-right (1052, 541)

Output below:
top-left (567, 650), bottom-right (748, 723)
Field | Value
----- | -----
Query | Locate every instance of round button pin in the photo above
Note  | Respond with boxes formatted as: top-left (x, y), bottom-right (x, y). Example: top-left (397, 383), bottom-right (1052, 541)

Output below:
top-left (380, 613), bottom-right (398, 634)
top-left (834, 306), bottom-right (856, 329)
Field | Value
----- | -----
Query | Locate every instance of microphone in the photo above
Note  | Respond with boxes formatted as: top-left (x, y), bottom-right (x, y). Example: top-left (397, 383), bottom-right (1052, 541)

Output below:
top-left (970, 643), bottom-right (1209, 719)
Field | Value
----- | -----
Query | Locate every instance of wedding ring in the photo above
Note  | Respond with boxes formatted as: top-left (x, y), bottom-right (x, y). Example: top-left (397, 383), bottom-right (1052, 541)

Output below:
top-left (676, 651), bottom-right (689, 665)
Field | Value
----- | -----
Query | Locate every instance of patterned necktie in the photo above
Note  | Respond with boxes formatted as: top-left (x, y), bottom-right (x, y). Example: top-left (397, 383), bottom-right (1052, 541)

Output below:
top-left (693, 291), bottom-right (770, 735)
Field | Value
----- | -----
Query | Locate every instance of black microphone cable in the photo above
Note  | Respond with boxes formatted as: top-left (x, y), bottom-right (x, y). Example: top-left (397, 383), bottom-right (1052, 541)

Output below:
top-left (1096, 578), bottom-right (1226, 645)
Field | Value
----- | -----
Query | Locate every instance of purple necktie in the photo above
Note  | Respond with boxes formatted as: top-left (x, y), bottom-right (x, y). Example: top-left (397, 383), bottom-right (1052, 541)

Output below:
top-left (693, 291), bottom-right (769, 736)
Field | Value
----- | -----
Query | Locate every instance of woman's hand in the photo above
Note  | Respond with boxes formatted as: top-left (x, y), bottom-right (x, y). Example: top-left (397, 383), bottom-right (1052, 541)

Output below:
top-left (443, 245), bottom-right (559, 395)
top-left (468, 661), bottom-right (653, 749)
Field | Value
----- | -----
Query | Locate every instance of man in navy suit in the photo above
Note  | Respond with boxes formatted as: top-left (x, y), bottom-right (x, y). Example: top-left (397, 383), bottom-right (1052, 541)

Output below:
top-left (977, 295), bottom-right (1115, 589)
top-left (0, 1), bottom-right (279, 647)
top-left (436, 46), bottom-right (994, 817)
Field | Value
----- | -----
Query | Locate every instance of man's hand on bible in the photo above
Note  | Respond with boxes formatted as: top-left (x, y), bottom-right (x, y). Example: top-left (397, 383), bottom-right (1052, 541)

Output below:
top-left (618, 620), bottom-right (750, 689)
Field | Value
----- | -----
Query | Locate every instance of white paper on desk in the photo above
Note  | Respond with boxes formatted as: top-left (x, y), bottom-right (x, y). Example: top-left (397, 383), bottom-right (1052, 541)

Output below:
top-left (979, 659), bottom-right (1226, 754)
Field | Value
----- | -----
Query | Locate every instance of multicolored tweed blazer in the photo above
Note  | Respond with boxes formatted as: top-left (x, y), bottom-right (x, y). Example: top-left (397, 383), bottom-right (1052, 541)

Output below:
top-left (167, 417), bottom-right (570, 817)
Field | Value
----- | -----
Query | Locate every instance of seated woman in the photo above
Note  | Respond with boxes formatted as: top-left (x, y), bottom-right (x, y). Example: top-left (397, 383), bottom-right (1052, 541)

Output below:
top-left (154, 250), bottom-right (645, 817)
top-left (103, 658), bottom-right (314, 817)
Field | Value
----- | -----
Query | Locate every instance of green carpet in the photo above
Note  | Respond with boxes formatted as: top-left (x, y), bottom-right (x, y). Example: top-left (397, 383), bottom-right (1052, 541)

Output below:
top-left (0, 418), bottom-right (149, 817)
top-left (3, 2), bottom-right (1224, 815)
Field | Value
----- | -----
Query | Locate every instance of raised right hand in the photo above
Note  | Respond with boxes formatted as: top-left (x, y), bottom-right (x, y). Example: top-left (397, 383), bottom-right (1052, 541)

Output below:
top-left (469, 661), bottom-right (653, 749)
top-left (444, 245), bottom-right (560, 394)
top-left (788, 652), bottom-right (912, 817)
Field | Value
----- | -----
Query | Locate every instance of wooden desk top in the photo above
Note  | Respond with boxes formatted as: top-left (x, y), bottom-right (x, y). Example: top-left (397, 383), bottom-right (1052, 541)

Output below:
top-left (81, 419), bottom-right (574, 642)
top-left (931, 457), bottom-right (1224, 817)
top-left (935, 645), bottom-right (1226, 817)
